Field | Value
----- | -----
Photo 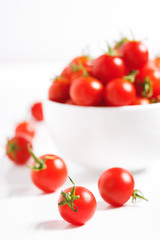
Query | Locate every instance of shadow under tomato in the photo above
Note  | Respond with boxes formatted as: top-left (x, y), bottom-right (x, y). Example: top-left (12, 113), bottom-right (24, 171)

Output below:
top-left (97, 200), bottom-right (141, 211)
top-left (96, 200), bottom-right (120, 211)
top-left (35, 220), bottom-right (82, 231)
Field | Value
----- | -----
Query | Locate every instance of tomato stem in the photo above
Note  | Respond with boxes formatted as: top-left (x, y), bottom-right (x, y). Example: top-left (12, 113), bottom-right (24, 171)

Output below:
top-left (142, 77), bottom-right (153, 98)
top-left (123, 70), bottom-right (139, 83)
top-left (27, 144), bottom-right (46, 171)
top-left (58, 176), bottom-right (80, 212)
top-left (132, 189), bottom-right (148, 203)
top-left (70, 62), bottom-right (89, 77)
top-left (107, 44), bottom-right (118, 56)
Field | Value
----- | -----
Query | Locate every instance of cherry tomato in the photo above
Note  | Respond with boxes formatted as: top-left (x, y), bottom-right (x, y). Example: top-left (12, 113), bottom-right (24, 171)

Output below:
top-left (71, 56), bottom-right (93, 76)
top-left (48, 77), bottom-right (70, 103)
top-left (70, 76), bottom-right (103, 106)
top-left (31, 102), bottom-right (44, 121)
top-left (58, 177), bottom-right (97, 225)
top-left (120, 41), bottom-right (148, 70)
top-left (134, 97), bottom-right (150, 105)
top-left (15, 121), bottom-right (35, 138)
top-left (6, 135), bottom-right (32, 165)
top-left (136, 65), bottom-right (160, 98)
top-left (61, 65), bottom-right (84, 83)
top-left (92, 54), bottom-right (126, 84)
top-left (104, 78), bottom-right (136, 106)
top-left (98, 167), bottom-right (147, 206)
top-left (28, 146), bottom-right (67, 193)
top-left (61, 56), bottom-right (93, 83)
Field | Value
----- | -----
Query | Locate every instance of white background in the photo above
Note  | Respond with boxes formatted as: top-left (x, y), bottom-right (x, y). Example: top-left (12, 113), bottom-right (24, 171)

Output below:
top-left (1, 0), bottom-right (160, 62)
top-left (0, 1), bottom-right (160, 240)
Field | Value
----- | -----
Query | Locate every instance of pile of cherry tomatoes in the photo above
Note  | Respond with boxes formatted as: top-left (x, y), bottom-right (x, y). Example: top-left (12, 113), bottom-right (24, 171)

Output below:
top-left (48, 38), bottom-right (160, 106)
top-left (5, 100), bottom-right (147, 225)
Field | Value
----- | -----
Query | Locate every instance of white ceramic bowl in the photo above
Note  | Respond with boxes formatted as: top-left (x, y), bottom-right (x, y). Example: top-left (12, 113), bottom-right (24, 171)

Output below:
top-left (45, 101), bottom-right (160, 171)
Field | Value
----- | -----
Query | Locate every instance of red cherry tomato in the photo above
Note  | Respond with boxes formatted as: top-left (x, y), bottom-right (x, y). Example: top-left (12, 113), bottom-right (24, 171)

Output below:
top-left (61, 65), bottom-right (84, 83)
top-left (104, 78), bottom-right (136, 106)
top-left (120, 41), bottom-right (149, 70)
top-left (134, 97), bottom-right (150, 105)
top-left (98, 167), bottom-right (147, 206)
top-left (48, 77), bottom-right (70, 103)
top-left (6, 135), bottom-right (32, 165)
top-left (136, 65), bottom-right (160, 98)
top-left (31, 102), bottom-right (44, 121)
top-left (28, 146), bottom-right (67, 193)
top-left (70, 76), bottom-right (103, 106)
top-left (98, 168), bottom-right (134, 206)
top-left (58, 177), bottom-right (97, 225)
top-left (15, 121), bottom-right (35, 138)
top-left (71, 56), bottom-right (93, 76)
top-left (61, 56), bottom-right (93, 83)
top-left (93, 54), bottom-right (126, 84)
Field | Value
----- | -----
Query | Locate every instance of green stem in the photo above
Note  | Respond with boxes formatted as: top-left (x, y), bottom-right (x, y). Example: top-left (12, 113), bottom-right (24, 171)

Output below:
top-left (58, 176), bottom-right (80, 212)
top-left (132, 189), bottom-right (148, 203)
top-left (27, 144), bottom-right (46, 171)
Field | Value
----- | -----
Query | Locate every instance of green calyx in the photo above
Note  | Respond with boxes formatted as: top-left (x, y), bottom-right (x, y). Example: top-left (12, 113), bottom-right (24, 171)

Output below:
top-left (114, 37), bottom-right (128, 50)
top-left (123, 70), bottom-right (139, 83)
top-left (27, 144), bottom-right (46, 171)
top-left (58, 176), bottom-right (80, 212)
top-left (132, 189), bottom-right (148, 203)
top-left (70, 62), bottom-right (89, 77)
top-left (142, 77), bottom-right (153, 98)
top-left (107, 44), bottom-right (118, 56)
top-left (6, 139), bottom-right (21, 161)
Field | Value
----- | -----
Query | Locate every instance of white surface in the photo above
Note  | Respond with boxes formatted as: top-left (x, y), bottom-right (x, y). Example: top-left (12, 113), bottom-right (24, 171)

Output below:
top-left (0, 63), bottom-right (160, 240)
top-left (1, 0), bottom-right (160, 62)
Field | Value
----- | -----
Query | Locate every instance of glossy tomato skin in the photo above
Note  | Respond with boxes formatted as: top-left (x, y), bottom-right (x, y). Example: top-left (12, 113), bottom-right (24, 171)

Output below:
top-left (48, 78), bottom-right (70, 103)
top-left (134, 97), bottom-right (150, 105)
top-left (58, 186), bottom-right (97, 225)
top-left (31, 154), bottom-right (67, 193)
top-left (15, 121), bottom-right (35, 138)
top-left (92, 54), bottom-right (126, 84)
top-left (120, 41), bottom-right (149, 70)
top-left (31, 102), bottom-right (44, 121)
top-left (6, 135), bottom-right (32, 165)
top-left (104, 78), bottom-right (136, 106)
top-left (70, 76), bottom-right (103, 106)
top-left (98, 168), bottom-right (135, 206)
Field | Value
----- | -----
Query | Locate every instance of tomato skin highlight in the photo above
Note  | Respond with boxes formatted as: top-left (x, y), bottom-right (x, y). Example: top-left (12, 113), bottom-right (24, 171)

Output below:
top-left (31, 154), bottom-right (67, 193)
top-left (120, 41), bottom-right (149, 70)
top-left (92, 54), bottom-right (126, 84)
top-left (6, 135), bottom-right (32, 165)
top-left (70, 76), bottom-right (103, 106)
top-left (58, 186), bottom-right (97, 225)
top-left (15, 121), bottom-right (35, 138)
top-left (31, 102), bottom-right (44, 121)
top-left (48, 77), bottom-right (70, 103)
top-left (104, 78), bottom-right (136, 106)
top-left (134, 97), bottom-right (150, 105)
top-left (98, 168), bottom-right (135, 206)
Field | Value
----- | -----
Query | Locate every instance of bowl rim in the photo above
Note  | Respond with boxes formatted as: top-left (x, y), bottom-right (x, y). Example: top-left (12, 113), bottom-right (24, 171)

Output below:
top-left (46, 100), bottom-right (160, 111)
